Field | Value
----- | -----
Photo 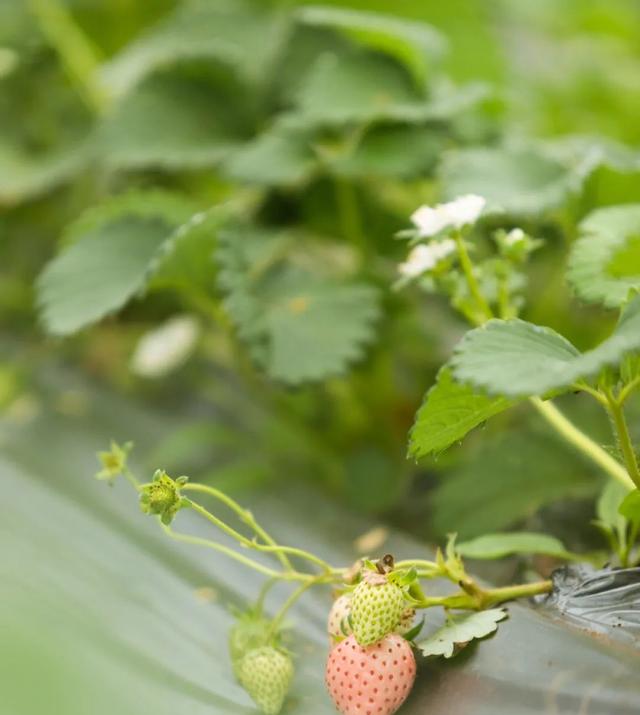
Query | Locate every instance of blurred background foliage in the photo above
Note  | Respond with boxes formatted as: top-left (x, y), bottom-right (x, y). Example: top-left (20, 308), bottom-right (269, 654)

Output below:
top-left (3, 0), bottom-right (640, 554)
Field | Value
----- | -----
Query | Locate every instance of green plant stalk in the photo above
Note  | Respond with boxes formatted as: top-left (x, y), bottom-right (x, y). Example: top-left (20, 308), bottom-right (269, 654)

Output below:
top-left (334, 178), bottom-right (368, 262)
top-left (186, 499), bottom-right (333, 572)
top-left (454, 231), bottom-right (493, 322)
top-left (530, 397), bottom-right (635, 490)
top-left (415, 579), bottom-right (552, 611)
top-left (122, 466), bottom-right (141, 491)
top-left (182, 483), bottom-right (293, 570)
top-left (29, 0), bottom-right (108, 114)
top-left (605, 395), bottom-right (640, 490)
top-left (161, 522), bottom-right (342, 583)
top-left (453, 237), bottom-right (635, 492)
top-left (267, 578), bottom-right (322, 639)
top-left (619, 375), bottom-right (640, 404)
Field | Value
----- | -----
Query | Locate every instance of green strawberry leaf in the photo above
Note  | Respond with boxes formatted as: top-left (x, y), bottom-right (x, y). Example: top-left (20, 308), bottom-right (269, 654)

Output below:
top-left (217, 225), bottom-right (380, 384)
top-left (431, 430), bottom-right (598, 540)
top-left (417, 609), bottom-right (508, 659)
top-left (568, 204), bottom-right (640, 309)
top-left (36, 191), bottom-right (197, 336)
top-left (296, 5), bottom-right (446, 87)
top-left (223, 122), bottom-right (318, 187)
top-left (619, 489), bottom-right (640, 526)
top-left (439, 145), bottom-right (578, 216)
top-left (98, 68), bottom-right (247, 170)
top-left (596, 480), bottom-right (630, 545)
top-left (100, 0), bottom-right (290, 95)
top-left (450, 293), bottom-right (640, 398)
top-left (457, 532), bottom-right (575, 561)
top-left (409, 366), bottom-right (515, 459)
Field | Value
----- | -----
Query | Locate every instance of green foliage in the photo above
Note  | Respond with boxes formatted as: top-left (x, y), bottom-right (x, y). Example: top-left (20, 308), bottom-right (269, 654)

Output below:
top-left (431, 431), bottom-right (597, 539)
top-left (409, 366), bottom-right (514, 458)
top-left (568, 204), bottom-right (640, 308)
top-left (417, 609), bottom-right (507, 658)
top-left (98, 67), bottom-right (246, 170)
top-left (224, 122), bottom-right (317, 187)
top-left (439, 145), bottom-right (577, 215)
top-left (619, 489), bottom-right (640, 525)
top-left (100, 0), bottom-right (290, 95)
top-left (451, 294), bottom-right (640, 397)
top-left (596, 479), bottom-right (629, 540)
top-left (218, 225), bottom-right (380, 384)
top-left (457, 532), bottom-right (573, 560)
top-left (297, 5), bottom-right (447, 87)
top-left (293, 50), bottom-right (426, 125)
top-left (36, 191), bottom-right (196, 335)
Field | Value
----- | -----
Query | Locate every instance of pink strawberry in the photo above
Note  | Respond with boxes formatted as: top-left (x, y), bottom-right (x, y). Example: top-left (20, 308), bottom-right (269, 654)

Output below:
top-left (325, 633), bottom-right (416, 715)
top-left (328, 594), bottom-right (353, 641)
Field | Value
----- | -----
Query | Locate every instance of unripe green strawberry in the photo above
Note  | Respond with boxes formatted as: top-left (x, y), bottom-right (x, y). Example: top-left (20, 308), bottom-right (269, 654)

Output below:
top-left (229, 614), bottom-right (271, 679)
top-left (238, 646), bottom-right (293, 715)
top-left (350, 571), bottom-right (406, 646)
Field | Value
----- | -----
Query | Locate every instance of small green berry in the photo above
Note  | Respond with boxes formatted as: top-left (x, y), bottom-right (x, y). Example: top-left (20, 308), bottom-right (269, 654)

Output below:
top-left (350, 571), bottom-right (406, 646)
top-left (238, 646), bottom-right (293, 715)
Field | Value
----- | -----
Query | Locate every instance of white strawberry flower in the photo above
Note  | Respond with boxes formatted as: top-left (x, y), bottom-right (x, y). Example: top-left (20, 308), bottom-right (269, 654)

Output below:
top-left (504, 227), bottom-right (525, 246)
top-left (398, 239), bottom-right (456, 279)
top-left (131, 315), bottom-right (200, 378)
top-left (410, 205), bottom-right (452, 238)
top-left (444, 194), bottom-right (486, 228)
top-left (410, 194), bottom-right (486, 237)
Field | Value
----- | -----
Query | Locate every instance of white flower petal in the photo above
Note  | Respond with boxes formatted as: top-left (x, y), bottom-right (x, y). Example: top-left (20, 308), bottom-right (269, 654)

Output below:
top-left (443, 194), bottom-right (486, 228)
top-left (410, 205), bottom-right (452, 238)
top-left (131, 316), bottom-right (200, 378)
top-left (398, 244), bottom-right (437, 278)
top-left (398, 239), bottom-right (457, 278)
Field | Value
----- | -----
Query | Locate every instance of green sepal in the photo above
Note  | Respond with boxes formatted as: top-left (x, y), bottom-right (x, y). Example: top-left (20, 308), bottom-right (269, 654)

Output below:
top-left (139, 470), bottom-right (187, 525)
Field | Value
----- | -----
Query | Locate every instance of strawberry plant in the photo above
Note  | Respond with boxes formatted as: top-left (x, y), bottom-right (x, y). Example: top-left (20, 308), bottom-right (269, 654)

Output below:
top-left (4, 1), bottom-right (640, 714)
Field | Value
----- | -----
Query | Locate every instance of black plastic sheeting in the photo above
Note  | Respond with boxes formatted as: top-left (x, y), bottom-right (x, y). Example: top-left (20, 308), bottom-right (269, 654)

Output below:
top-left (539, 564), bottom-right (640, 643)
top-left (3, 370), bottom-right (640, 715)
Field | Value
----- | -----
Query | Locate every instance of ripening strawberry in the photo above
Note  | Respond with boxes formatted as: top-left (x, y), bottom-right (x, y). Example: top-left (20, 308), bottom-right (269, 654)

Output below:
top-left (328, 594), bottom-right (353, 641)
top-left (325, 633), bottom-right (416, 715)
top-left (350, 571), bottom-right (406, 646)
top-left (238, 646), bottom-right (293, 715)
top-left (328, 596), bottom-right (415, 644)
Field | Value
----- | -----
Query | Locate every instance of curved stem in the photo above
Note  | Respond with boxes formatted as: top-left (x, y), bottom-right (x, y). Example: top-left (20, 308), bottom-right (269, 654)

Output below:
top-left (530, 397), bottom-right (635, 490)
top-left (255, 577), bottom-right (279, 615)
top-left (604, 393), bottom-right (640, 490)
top-left (480, 579), bottom-right (553, 607)
top-left (395, 558), bottom-right (441, 577)
top-left (122, 466), bottom-right (141, 491)
top-left (28, 0), bottom-right (108, 114)
top-left (161, 523), bottom-right (286, 580)
top-left (574, 382), bottom-right (609, 408)
top-left (619, 376), bottom-right (640, 405)
top-left (415, 579), bottom-right (552, 611)
top-left (185, 499), bottom-right (332, 572)
top-left (453, 244), bottom-right (634, 491)
top-left (267, 578), bottom-right (321, 639)
top-left (454, 231), bottom-right (493, 322)
top-left (182, 484), bottom-right (293, 570)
